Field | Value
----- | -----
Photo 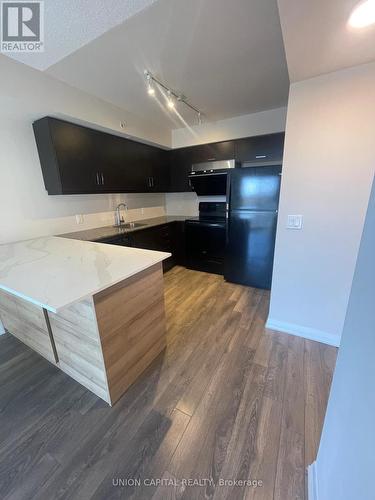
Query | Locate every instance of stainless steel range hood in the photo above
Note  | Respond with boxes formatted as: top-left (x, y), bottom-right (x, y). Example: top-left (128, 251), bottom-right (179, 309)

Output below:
top-left (188, 159), bottom-right (237, 196)
top-left (191, 159), bottom-right (236, 174)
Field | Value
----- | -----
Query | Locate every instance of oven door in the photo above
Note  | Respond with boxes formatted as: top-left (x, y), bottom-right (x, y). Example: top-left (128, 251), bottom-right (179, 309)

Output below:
top-left (185, 220), bottom-right (226, 275)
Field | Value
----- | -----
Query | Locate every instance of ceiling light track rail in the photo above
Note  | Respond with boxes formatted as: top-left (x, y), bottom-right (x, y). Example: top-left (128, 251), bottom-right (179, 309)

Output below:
top-left (144, 70), bottom-right (203, 124)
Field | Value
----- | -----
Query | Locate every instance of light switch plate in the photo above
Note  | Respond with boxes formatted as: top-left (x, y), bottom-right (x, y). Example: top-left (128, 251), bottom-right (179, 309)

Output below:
top-left (287, 214), bottom-right (303, 230)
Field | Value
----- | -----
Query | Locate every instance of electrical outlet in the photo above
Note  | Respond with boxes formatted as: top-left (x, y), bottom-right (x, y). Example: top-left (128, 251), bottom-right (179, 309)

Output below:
top-left (75, 214), bottom-right (84, 225)
top-left (287, 215), bottom-right (303, 230)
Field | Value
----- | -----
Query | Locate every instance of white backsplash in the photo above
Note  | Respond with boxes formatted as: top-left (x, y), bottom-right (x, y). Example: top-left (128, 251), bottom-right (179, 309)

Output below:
top-left (1, 202), bottom-right (166, 244)
top-left (44, 205), bottom-right (166, 237)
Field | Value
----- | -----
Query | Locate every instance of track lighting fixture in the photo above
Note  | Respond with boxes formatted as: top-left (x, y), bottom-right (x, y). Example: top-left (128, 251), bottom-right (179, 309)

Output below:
top-left (145, 72), bottom-right (155, 96)
top-left (147, 82), bottom-right (155, 96)
top-left (144, 70), bottom-right (204, 124)
top-left (167, 90), bottom-right (175, 109)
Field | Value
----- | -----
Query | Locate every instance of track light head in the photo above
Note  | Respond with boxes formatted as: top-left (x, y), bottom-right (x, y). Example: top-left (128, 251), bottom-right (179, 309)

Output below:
top-left (167, 91), bottom-right (175, 109)
top-left (145, 71), bottom-right (155, 96)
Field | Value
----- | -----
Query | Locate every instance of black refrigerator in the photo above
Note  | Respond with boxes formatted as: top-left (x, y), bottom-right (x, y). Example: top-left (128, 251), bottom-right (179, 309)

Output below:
top-left (224, 165), bottom-right (281, 289)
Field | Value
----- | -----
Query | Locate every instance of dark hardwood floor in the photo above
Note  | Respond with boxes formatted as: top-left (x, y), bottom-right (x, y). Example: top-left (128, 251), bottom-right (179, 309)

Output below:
top-left (0, 266), bottom-right (337, 500)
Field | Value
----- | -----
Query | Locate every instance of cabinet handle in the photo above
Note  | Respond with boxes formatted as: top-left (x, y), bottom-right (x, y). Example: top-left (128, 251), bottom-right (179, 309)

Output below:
top-left (151, 176), bottom-right (154, 187)
top-left (101, 173), bottom-right (104, 185)
top-left (96, 172), bottom-right (100, 185)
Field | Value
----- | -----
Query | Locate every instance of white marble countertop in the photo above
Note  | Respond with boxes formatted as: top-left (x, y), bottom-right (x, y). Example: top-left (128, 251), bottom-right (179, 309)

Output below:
top-left (0, 236), bottom-right (170, 313)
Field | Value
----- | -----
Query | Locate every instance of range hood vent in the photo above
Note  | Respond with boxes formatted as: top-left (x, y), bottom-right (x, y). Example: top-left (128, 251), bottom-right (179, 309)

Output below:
top-left (188, 159), bottom-right (237, 196)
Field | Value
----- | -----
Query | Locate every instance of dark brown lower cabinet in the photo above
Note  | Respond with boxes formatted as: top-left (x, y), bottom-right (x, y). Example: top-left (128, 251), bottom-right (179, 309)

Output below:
top-left (97, 222), bottom-right (186, 273)
top-left (169, 221), bottom-right (186, 266)
top-left (130, 224), bottom-right (174, 272)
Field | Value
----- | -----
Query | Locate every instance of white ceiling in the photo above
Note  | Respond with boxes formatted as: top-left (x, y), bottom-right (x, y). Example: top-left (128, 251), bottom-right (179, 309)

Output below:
top-left (6, 0), bottom-right (375, 130)
top-left (277, 0), bottom-right (375, 82)
top-left (8, 0), bottom-right (159, 71)
top-left (42, 0), bottom-right (289, 129)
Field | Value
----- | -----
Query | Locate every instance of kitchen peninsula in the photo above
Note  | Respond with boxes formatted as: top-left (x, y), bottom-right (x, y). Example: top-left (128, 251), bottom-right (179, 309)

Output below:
top-left (0, 236), bottom-right (170, 405)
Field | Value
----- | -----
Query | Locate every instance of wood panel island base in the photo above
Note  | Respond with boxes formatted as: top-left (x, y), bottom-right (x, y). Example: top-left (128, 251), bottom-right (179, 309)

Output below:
top-left (0, 237), bottom-right (170, 405)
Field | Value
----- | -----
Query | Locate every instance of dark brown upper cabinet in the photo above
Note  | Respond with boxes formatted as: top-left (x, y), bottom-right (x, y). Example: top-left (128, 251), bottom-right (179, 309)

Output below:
top-left (189, 140), bottom-right (235, 163)
top-left (234, 132), bottom-right (285, 164)
top-left (33, 118), bottom-right (100, 194)
top-left (149, 149), bottom-right (170, 192)
top-left (33, 116), bottom-right (284, 195)
top-left (169, 147), bottom-right (195, 192)
top-left (33, 117), bottom-right (167, 195)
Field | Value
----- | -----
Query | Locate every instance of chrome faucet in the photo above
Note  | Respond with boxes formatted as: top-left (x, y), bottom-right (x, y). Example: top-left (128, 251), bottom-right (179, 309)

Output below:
top-left (114, 203), bottom-right (128, 227)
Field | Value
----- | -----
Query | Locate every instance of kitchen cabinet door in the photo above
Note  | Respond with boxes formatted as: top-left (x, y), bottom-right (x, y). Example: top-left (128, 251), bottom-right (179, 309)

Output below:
top-left (169, 148), bottom-right (194, 192)
top-left (99, 133), bottom-right (152, 192)
top-left (147, 149), bottom-right (170, 192)
top-left (170, 221), bottom-right (186, 266)
top-left (190, 141), bottom-right (235, 163)
top-left (235, 133), bottom-right (285, 164)
top-left (34, 118), bottom-right (102, 194)
top-left (130, 225), bottom-right (171, 251)
top-left (130, 224), bottom-right (175, 272)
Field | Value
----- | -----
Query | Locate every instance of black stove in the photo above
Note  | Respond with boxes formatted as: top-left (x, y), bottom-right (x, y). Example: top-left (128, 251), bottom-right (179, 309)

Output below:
top-left (185, 202), bottom-right (227, 275)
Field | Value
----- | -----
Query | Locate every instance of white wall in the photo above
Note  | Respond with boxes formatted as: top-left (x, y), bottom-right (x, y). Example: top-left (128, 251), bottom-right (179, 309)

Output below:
top-left (309, 175), bottom-right (375, 500)
top-left (0, 56), bottom-right (171, 244)
top-left (166, 107), bottom-right (287, 215)
top-left (172, 107), bottom-right (287, 148)
top-left (268, 62), bottom-right (375, 346)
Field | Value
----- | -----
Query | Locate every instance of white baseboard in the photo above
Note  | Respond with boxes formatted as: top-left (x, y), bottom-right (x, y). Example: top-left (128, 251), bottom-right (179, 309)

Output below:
top-left (266, 318), bottom-right (340, 347)
top-left (307, 461), bottom-right (319, 500)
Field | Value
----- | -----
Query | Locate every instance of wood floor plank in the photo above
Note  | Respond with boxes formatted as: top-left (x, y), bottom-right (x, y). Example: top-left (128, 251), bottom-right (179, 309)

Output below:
top-left (0, 384), bottom-right (87, 498)
top-left (151, 471), bottom-right (181, 500)
top-left (262, 332), bottom-right (289, 402)
top-left (0, 333), bottom-right (27, 363)
top-left (4, 453), bottom-right (60, 500)
top-left (0, 267), bottom-right (337, 500)
top-left (304, 340), bottom-right (337, 466)
top-left (274, 335), bottom-right (306, 500)
top-left (211, 363), bottom-right (268, 500)
top-left (89, 408), bottom-right (191, 500)
top-left (246, 397), bottom-right (283, 500)
top-left (165, 328), bottom-right (259, 498)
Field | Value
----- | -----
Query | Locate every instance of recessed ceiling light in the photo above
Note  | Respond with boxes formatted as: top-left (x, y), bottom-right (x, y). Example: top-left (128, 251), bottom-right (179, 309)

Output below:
top-left (348, 0), bottom-right (375, 28)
